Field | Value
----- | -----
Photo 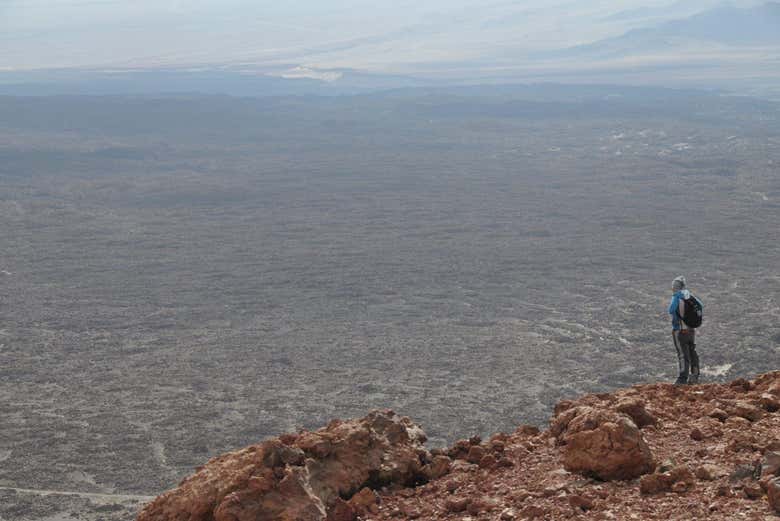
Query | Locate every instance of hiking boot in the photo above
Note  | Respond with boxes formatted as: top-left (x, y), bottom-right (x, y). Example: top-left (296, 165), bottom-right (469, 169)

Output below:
top-left (688, 374), bottom-right (699, 385)
top-left (674, 378), bottom-right (688, 386)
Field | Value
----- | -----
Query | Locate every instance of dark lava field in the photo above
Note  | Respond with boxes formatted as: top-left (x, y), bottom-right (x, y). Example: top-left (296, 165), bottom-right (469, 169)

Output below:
top-left (1, 86), bottom-right (779, 520)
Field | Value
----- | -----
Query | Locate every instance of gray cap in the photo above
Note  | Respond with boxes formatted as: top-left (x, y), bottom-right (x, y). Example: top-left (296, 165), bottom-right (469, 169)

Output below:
top-left (672, 276), bottom-right (686, 291)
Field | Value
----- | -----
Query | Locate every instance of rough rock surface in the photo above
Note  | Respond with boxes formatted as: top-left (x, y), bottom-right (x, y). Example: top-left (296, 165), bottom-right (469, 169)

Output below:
top-left (137, 410), bottom-right (431, 521)
top-left (551, 406), bottom-right (654, 480)
top-left (139, 371), bottom-right (780, 521)
top-left (768, 477), bottom-right (780, 513)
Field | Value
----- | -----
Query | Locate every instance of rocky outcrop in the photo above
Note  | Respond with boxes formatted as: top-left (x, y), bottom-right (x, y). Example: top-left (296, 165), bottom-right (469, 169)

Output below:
top-left (551, 406), bottom-right (654, 480)
top-left (139, 371), bottom-right (780, 521)
top-left (768, 477), bottom-right (780, 513)
top-left (639, 465), bottom-right (695, 494)
top-left (137, 410), bottom-right (433, 521)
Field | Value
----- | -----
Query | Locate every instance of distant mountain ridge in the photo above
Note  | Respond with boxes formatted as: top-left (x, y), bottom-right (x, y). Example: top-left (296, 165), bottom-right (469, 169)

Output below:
top-left (3, 3), bottom-right (779, 98)
top-left (556, 2), bottom-right (780, 59)
top-left (642, 2), bottom-right (780, 45)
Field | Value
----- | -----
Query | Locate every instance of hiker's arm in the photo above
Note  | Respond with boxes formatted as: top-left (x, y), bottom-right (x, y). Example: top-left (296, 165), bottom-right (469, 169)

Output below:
top-left (667, 295), bottom-right (678, 315)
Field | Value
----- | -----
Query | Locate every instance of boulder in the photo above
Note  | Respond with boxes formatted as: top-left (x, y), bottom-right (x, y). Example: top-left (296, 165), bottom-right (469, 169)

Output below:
top-left (326, 498), bottom-right (356, 521)
top-left (515, 425), bottom-right (541, 437)
top-left (478, 454), bottom-right (497, 469)
top-left (423, 455), bottom-right (451, 480)
top-left (742, 483), bottom-right (763, 500)
top-left (707, 408), bottom-right (729, 422)
top-left (729, 401), bottom-right (764, 422)
top-left (520, 505), bottom-right (548, 519)
top-left (137, 410), bottom-right (428, 521)
top-left (688, 417), bottom-right (723, 440)
top-left (614, 398), bottom-right (657, 428)
top-left (466, 445), bottom-right (486, 464)
top-left (762, 452), bottom-right (780, 478)
top-left (729, 378), bottom-right (752, 392)
top-left (757, 393), bottom-right (780, 412)
top-left (753, 371), bottom-right (780, 395)
top-left (550, 406), bottom-right (587, 441)
top-left (639, 466), bottom-right (694, 495)
top-left (347, 488), bottom-right (379, 515)
top-left (554, 407), bottom-right (654, 480)
top-left (695, 464), bottom-right (726, 481)
top-left (444, 496), bottom-right (469, 513)
top-left (770, 478), bottom-right (780, 513)
top-left (568, 494), bottom-right (594, 511)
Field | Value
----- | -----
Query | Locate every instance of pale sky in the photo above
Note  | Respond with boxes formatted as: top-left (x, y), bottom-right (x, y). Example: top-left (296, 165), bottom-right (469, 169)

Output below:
top-left (0, 0), bottom-right (753, 72)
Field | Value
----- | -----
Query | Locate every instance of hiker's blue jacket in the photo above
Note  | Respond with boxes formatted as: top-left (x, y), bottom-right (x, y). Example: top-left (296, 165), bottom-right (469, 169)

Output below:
top-left (668, 289), bottom-right (693, 330)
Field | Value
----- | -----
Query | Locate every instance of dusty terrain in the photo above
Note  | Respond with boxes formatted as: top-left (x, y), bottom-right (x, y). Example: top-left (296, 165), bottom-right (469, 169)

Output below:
top-left (136, 371), bottom-right (780, 521)
top-left (367, 374), bottom-right (780, 521)
top-left (1, 86), bottom-right (779, 520)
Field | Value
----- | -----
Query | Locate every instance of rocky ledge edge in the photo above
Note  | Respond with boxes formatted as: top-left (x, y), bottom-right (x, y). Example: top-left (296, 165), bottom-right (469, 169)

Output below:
top-left (138, 371), bottom-right (780, 521)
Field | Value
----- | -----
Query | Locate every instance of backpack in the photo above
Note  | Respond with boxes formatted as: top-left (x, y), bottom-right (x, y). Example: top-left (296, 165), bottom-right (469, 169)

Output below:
top-left (678, 294), bottom-right (703, 328)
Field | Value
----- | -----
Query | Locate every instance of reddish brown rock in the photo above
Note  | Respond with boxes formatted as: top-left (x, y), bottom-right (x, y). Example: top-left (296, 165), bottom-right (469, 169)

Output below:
top-left (515, 425), bottom-right (541, 436)
top-left (689, 417), bottom-right (723, 440)
top-left (444, 496), bottom-right (469, 513)
top-left (669, 466), bottom-right (695, 486)
top-left (479, 454), bottom-right (497, 469)
top-left (449, 460), bottom-right (478, 473)
top-left (138, 370), bottom-right (780, 521)
top-left (729, 378), bottom-right (752, 392)
top-left (729, 401), bottom-right (764, 422)
top-left (327, 498), bottom-right (356, 521)
top-left (768, 477), bottom-right (780, 513)
top-left (550, 406), bottom-right (586, 441)
top-left (443, 479), bottom-right (459, 493)
top-left (725, 433), bottom-right (760, 453)
top-left (762, 452), bottom-right (780, 477)
top-left (490, 440), bottom-right (506, 453)
top-left (424, 454), bottom-right (451, 480)
top-left (466, 498), bottom-right (486, 514)
top-left (614, 397), bottom-right (657, 428)
top-left (519, 504), bottom-right (547, 519)
top-left (640, 472), bottom-right (674, 495)
top-left (708, 408), bottom-right (729, 422)
top-left (715, 484), bottom-right (732, 497)
top-left (496, 456), bottom-right (515, 468)
top-left (640, 466), bottom-right (694, 495)
top-left (510, 489), bottom-right (533, 503)
top-left (568, 494), bottom-right (594, 511)
top-left (724, 418), bottom-right (751, 434)
top-left (555, 407), bottom-right (654, 480)
top-left (757, 393), bottom-right (780, 412)
top-left (554, 399), bottom-right (577, 416)
top-left (401, 504), bottom-right (421, 519)
top-left (466, 445), bottom-right (486, 464)
top-left (695, 464), bottom-right (726, 481)
top-left (347, 488), bottom-right (379, 516)
top-left (754, 372), bottom-right (780, 394)
top-left (447, 439), bottom-right (472, 460)
top-left (137, 411), bottom-right (427, 521)
top-left (742, 483), bottom-right (763, 499)
top-left (482, 497), bottom-right (502, 512)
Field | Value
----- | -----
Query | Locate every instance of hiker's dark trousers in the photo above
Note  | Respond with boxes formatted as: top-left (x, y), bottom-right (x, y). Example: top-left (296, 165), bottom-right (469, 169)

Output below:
top-left (672, 330), bottom-right (699, 384)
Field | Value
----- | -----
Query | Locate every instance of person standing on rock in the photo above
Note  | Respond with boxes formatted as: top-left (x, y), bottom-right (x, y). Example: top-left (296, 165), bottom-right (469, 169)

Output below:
top-left (668, 275), bottom-right (703, 385)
